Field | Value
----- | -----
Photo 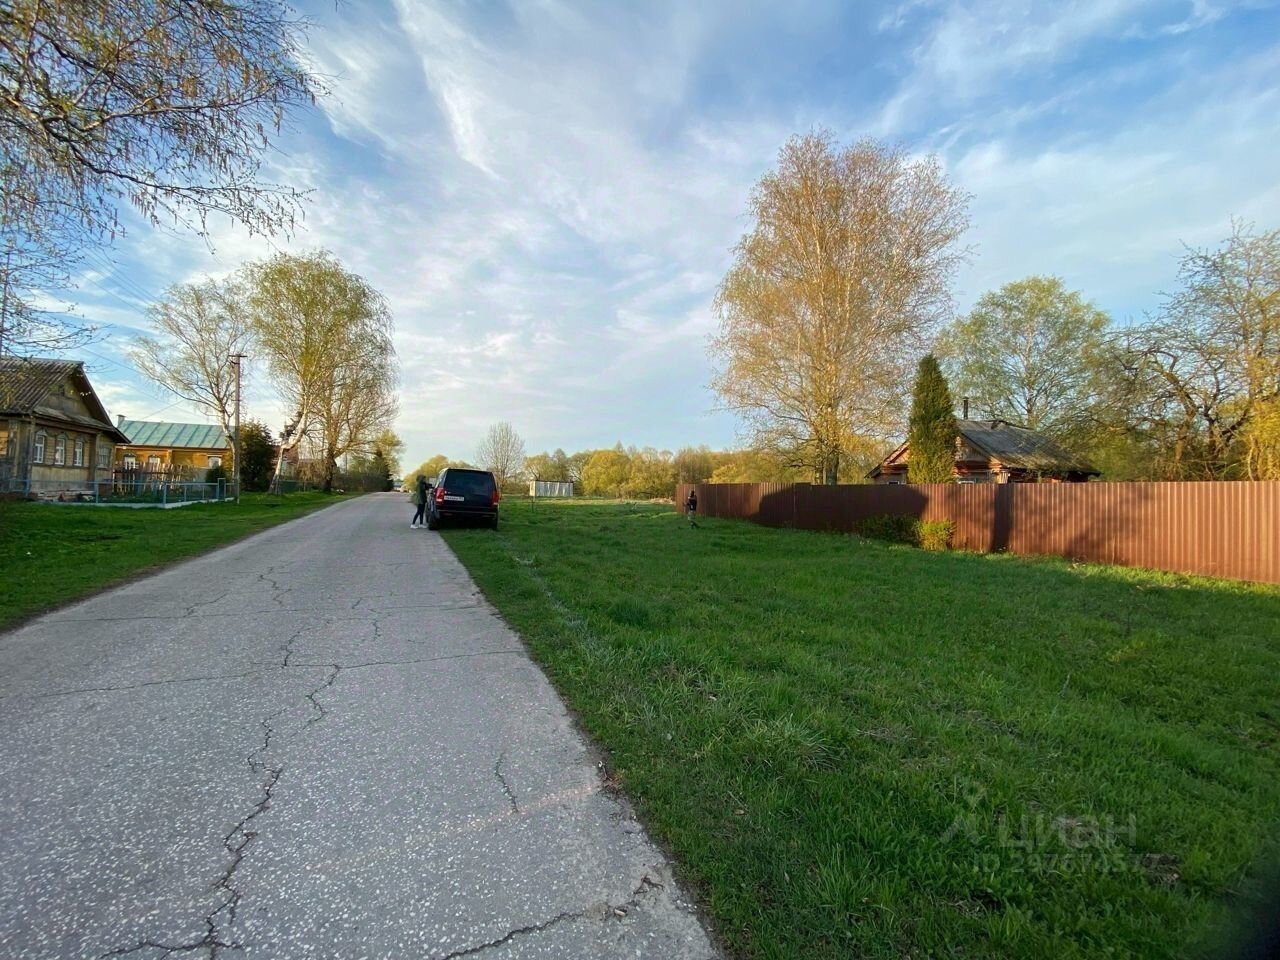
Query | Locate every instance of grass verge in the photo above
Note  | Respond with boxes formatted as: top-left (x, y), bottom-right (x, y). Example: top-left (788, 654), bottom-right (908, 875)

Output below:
top-left (443, 498), bottom-right (1280, 960)
top-left (0, 491), bottom-right (354, 630)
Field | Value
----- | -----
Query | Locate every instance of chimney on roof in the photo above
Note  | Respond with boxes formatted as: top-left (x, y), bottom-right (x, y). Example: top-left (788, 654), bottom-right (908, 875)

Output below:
top-left (117, 414), bottom-right (125, 427)
top-left (961, 397), bottom-right (969, 419)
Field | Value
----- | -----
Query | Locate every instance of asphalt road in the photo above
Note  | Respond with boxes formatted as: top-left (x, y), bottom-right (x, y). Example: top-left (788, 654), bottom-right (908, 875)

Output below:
top-left (0, 494), bottom-right (717, 959)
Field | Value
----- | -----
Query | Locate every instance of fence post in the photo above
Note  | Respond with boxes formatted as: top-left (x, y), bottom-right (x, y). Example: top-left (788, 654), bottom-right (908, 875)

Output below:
top-left (162, 482), bottom-right (168, 507)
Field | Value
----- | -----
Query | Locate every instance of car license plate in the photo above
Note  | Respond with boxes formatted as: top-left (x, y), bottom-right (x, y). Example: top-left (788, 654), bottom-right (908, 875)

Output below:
top-left (444, 495), bottom-right (464, 501)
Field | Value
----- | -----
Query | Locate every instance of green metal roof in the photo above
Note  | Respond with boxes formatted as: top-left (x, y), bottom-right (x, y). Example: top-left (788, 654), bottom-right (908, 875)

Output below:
top-left (121, 419), bottom-right (229, 450)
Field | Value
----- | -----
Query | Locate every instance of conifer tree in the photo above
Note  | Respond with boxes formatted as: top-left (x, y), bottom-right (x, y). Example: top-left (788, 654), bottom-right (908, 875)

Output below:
top-left (907, 354), bottom-right (957, 483)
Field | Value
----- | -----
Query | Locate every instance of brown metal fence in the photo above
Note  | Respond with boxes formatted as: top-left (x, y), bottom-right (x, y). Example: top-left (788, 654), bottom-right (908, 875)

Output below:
top-left (675, 481), bottom-right (1280, 585)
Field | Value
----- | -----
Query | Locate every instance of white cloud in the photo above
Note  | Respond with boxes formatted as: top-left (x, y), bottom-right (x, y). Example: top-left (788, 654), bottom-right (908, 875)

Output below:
top-left (50, 0), bottom-right (1280, 467)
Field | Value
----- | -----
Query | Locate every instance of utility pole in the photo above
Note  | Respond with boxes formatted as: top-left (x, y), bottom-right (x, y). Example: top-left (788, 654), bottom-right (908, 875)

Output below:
top-left (230, 353), bottom-right (246, 502)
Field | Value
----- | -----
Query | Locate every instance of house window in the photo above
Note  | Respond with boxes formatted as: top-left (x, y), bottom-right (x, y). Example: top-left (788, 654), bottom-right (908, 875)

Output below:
top-left (74, 438), bottom-right (85, 466)
top-left (207, 455), bottom-right (222, 468)
top-left (97, 444), bottom-right (111, 468)
top-left (122, 454), bottom-right (137, 469)
top-left (34, 431), bottom-right (46, 463)
top-left (147, 455), bottom-right (161, 469)
top-left (54, 434), bottom-right (67, 465)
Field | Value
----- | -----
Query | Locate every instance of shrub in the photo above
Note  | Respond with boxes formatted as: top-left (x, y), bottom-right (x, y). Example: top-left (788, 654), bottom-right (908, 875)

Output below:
top-left (856, 514), bottom-right (954, 551)
top-left (916, 519), bottom-right (954, 551)
top-left (205, 464), bottom-right (228, 485)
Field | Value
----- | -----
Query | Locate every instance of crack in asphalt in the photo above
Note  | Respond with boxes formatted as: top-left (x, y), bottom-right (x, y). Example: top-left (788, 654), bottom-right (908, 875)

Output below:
top-left (53, 650), bottom-right (527, 704)
top-left (182, 591), bottom-right (233, 620)
top-left (494, 753), bottom-right (519, 814)
top-left (286, 649), bottom-right (524, 672)
top-left (38, 671), bottom-right (266, 699)
top-left (429, 872), bottom-right (668, 960)
top-left (98, 626), bottom-right (345, 957)
top-left (255, 568), bottom-right (288, 609)
top-left (278, 623), bottom-right (308, 669)
top-left (431, 911), bottom-right (578, 960)
top-left (304, 664), bottom-right (341, 727)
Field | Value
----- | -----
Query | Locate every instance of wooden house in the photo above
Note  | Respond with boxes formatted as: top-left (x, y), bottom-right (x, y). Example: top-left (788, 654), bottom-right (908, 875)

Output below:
top-left (115, 419), bottom-right (231, 478)
top-left (868, 419), bottom-right (1099, 484)
top-left (0, 357), bottom-right (130, 496)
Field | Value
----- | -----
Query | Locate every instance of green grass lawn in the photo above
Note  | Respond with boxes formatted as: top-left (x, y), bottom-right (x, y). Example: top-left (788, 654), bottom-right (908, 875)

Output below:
top-left (444, 499), bottom-right (1280, 960)
top-left (0, 491), bottom-right (353, 630)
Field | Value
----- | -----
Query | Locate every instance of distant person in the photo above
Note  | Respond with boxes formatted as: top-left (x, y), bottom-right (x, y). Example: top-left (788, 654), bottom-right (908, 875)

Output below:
top-left (411, 474), bottom-right (429, 528)
top-left (685, 488), bottom-right (698, 528)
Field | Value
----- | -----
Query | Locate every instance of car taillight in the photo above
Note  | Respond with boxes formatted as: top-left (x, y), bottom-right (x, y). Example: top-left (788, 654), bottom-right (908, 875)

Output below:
top-left (491, 488), bottom-right (500, 505)
top-left (435, 486), bottom-right (445, 502)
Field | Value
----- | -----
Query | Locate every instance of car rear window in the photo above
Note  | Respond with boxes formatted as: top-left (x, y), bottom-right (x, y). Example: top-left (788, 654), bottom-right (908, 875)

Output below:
top-left (442, 470), bottom-right (496, 495)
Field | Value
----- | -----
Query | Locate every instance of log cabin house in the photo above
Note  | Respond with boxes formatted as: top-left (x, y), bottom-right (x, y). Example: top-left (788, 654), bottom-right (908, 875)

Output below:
top-left (868, 418), bottom-right (1099, 484)
top-left (115, 419), bottom-right (232, 479)
top-left (0, 357), bottom-right (130, 497)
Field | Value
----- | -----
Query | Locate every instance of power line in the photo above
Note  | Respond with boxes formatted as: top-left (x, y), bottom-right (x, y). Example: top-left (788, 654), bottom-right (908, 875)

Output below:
top-left (79, 248), bottom-right (160, 306)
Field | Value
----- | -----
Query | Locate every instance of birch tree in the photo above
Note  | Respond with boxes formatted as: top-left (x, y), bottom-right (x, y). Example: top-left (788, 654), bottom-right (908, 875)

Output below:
top-left (247, 251), bottom-right (396, 491)
top-left (0, 0), bottom-right (317, 350)
top-left (130, 278), bottom-right (251, 452)
top-left (711, 131), bottom-right (969, 484)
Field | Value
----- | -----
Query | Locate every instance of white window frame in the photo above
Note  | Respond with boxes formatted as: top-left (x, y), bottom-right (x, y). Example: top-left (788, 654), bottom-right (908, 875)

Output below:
top-left (53, 434), bottom-right (67, 466)
top-left (122, 453), bottom-right (137, 469)
top-left (97, 444), bottom-right (111, 468)
top-left (34, 431), bottom-right (46, 463)
top-left (207, 455), bottom-right (222, 468)
top-left (146, 454), bottom-right (161, 469)
top-left (73, 438), bottom-right (85, 467)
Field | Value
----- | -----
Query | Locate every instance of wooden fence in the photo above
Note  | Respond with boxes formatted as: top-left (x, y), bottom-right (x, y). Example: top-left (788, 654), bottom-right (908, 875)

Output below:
top-left (675, 481), bottom-right (1280, 585)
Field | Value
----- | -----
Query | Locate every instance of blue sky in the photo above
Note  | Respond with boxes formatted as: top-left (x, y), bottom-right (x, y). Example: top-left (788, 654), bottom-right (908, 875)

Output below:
top-left (64, 0), bottom-right (1280, 468)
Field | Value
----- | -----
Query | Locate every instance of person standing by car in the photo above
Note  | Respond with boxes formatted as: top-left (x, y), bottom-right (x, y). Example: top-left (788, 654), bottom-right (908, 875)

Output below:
top-left (411, 474), bottom-right (429, 528)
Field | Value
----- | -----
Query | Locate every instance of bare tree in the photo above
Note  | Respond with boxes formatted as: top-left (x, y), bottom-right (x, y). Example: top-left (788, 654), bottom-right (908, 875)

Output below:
top-left (247, 251), bottom-right (397, 492)
top-left (0, 0), bottom-right (317, 351)
top-left (129, 277), bottom-right (251, 448)
top-left (476, 422), bottom-right (525, 490)
top-left (711, 131), bottom-right (970, 484)
top-left (1115, 223), bottom-right (1279, 479)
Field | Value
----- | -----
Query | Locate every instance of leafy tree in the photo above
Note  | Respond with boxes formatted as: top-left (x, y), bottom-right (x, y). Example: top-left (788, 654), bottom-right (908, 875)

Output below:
top-left (906, 355), bottom-right (957, 483)
top-left (938, 276), bottom-right (1110, 442)
top-left (370, 429), bottom-right (404, 480)
top-left (475, 421), bottom-right (525, 490)
top-left (0, 0), bottom-right (317, 351)
top-left (1243, 399), bottom-right (1280, 480)
top-left (625, 447), bottom-right (675, 499)
top-left (673, 445), bottom-right (716, 483)
top-left (403, 453), bottom-right (449, 489)
top-left (130, 277), bottom-right (250, 457)
top-left (563, 449), bottom-right (590, 483)
top-left (247, 250), bottom-right (397, 492)
top-left (711, 130), bottom-right (970, 484)
top-left (369, 447), bottom-right (394, 492)
top-left (237, 420), bottom-right (276, 492)
top-left (581, 445), bottom-right (631, 497)
top-left (700, 448), bottom-right (800, 483)
top-left (524, 451), bottom-right (567, 482)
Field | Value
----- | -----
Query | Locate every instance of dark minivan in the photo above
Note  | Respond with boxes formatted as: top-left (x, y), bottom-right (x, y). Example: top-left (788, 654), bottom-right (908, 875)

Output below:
top-left (426, 467), bottom-right (500, 529)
